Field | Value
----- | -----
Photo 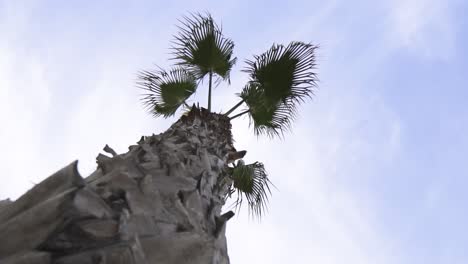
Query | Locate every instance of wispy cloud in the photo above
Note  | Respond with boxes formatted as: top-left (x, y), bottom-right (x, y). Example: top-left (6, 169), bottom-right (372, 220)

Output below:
top-left (387, 0), bottom-right (458, 60)
top-left (0, 2), bottom-right (54, 198)
top-left (226, 70), bottom-right (403, 264)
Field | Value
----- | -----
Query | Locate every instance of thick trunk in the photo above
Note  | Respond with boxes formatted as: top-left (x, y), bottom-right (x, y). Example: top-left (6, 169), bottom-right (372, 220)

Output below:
top-left (0, 107), bottom-right (237, 264)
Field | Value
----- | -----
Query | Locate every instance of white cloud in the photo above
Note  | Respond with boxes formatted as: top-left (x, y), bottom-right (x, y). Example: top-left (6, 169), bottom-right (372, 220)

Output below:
top-left (225, 79), bottom-right (403, 263)
top-left (0, 38), bottom-right (53, 199)
top-left (0, 1), bottom-right (176, 199)
top-left (387, 0), bottom-right (458, 60)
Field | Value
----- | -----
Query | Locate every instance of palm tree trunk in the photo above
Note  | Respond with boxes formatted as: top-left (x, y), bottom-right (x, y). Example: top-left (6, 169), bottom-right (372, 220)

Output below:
top-left (0, 106), bottom-right (236, 264)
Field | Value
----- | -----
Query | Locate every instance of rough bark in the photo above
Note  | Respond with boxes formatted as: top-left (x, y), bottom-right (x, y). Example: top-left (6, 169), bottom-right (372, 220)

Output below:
top-left (0, 107), bottom-right (238, 264)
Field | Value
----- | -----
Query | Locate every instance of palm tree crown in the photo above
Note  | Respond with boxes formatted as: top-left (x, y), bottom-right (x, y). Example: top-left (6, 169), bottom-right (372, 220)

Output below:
top-left (137, 12), bottom-right (318, 218)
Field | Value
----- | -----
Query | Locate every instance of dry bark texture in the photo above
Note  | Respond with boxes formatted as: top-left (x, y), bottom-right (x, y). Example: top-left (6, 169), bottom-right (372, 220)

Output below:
top-left (0, 107), bottom-right (238, 264)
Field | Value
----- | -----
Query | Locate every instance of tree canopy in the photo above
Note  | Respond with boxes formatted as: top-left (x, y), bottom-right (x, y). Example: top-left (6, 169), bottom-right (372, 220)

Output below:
top-left (137, 12), bottom-right (318, 218)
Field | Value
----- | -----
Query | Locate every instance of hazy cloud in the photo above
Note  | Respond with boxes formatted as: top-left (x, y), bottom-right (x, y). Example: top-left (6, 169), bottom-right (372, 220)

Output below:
top-left (387, 0), bottom-right (458, 60)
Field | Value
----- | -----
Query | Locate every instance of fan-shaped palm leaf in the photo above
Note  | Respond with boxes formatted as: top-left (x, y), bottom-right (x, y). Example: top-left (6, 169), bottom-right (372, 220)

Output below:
top-left (239, 82), bottom-right (297, 137)
top-left (229, 160), bottom-right (272, 218)
top-left (171, 12), bottom-right (237, 81)
top-left (239, 41), bottom-right (318, 136)
top-left (137, 68), bottom-right (197, 118)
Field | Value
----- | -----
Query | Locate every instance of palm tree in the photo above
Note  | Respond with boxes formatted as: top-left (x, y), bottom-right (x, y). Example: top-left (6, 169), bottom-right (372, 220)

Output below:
top-left (138, 12), bottom-right (318, 218)
top-left (0, 12), bottom-right (318, 264)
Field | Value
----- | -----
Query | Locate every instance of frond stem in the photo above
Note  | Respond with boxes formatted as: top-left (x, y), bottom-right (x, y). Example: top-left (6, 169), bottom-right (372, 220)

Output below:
top-left (224, 99), bottom-right (245, 116)
top-left (229, 110), bottom-right (250, 120)
top-left (208, 71), bottom-right (213, 111)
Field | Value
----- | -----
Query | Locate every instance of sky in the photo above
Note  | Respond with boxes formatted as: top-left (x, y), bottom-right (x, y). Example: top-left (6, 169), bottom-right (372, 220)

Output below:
top-left (1, 0), bottom-right (467, 263)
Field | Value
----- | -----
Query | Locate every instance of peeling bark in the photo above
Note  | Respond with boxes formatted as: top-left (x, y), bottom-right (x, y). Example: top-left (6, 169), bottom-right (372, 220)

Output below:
top-left (0, 107), bottom-right (235, 264)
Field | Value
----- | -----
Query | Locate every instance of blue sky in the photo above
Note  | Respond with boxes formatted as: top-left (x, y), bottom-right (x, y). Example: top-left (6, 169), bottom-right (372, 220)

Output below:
top-left (1, 0), bottom-right (467, 263)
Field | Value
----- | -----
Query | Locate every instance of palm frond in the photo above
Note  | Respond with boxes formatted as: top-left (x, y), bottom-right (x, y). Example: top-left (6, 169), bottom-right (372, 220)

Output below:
top-left (240, 42), bottom-right (318, 136)
top-left (240, 82), bottom-right (297, 137)
top-left (244, 41), bottom-right (318, 104)
top-left (229, 160), bottom-right (273, 218)
top-left (137, 67), bottom-right (197, 118)
top-left (171, 12), bottom-right (237, 81)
